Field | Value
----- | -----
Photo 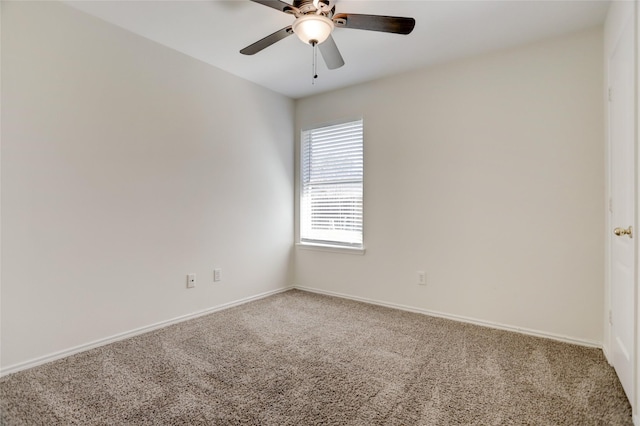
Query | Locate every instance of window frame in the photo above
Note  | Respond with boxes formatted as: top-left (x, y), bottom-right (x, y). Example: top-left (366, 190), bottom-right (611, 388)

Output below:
top-left (297, 118), bottom-right (365, 255)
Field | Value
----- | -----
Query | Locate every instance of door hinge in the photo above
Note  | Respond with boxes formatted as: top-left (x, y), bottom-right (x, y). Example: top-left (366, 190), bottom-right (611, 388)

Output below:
top-left (609, 310), bottom-right (613, 325)
top-left (608, 87), bottom-right (613, 102)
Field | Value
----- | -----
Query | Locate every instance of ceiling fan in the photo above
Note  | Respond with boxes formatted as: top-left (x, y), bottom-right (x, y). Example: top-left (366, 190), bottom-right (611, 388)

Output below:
top-left (240, 0), bottom-right (416, 70)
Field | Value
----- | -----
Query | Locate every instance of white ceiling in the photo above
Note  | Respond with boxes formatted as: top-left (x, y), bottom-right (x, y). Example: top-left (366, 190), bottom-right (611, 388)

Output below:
top-left (65, 0), bottom-right (610, 99)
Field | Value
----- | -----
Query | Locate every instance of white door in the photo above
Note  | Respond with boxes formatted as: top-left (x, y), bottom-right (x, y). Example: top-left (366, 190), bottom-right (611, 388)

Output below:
top-left (609, 11), bottom-right (635, 404)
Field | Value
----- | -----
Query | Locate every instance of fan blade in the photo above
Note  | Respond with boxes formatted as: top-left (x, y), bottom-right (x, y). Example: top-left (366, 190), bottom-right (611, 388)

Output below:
top-left (249, 0), bottom-right (293, 13)
top-left (333, 14), bottom-right (415, 35)
top-left (240, 26), bottom-right (293, 55)
top-left (319, 35), bottom-right (345, 70)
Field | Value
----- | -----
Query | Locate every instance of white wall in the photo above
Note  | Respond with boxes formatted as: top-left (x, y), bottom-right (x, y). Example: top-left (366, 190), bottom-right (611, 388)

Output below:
top-left (0, 0), bottom-right (606, 372)
top-left (1, 2), bottom-right (294, 370)
top-left (295, 28), bottom-right (605, 344)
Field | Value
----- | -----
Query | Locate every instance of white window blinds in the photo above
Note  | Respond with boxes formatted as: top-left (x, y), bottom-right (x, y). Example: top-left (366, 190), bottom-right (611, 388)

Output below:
top-left (301, 119), bottom-right (363, 248)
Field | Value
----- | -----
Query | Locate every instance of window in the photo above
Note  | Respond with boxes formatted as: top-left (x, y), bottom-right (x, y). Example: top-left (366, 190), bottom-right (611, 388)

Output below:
top-left (300, 119), bottom-right (363, 249)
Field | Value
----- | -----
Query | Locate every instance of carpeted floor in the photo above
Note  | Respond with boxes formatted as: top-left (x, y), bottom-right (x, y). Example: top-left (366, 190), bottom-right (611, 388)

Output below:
top-left (0, 289), bottom-right (633, 425)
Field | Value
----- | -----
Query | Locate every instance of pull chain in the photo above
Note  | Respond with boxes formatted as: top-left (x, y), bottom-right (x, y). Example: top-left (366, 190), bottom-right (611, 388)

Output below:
top-left (311, 40), bottom-right (318, 85)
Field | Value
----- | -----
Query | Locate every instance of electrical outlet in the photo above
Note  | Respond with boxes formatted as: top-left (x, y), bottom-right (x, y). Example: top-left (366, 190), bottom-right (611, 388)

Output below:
top-left (187, 273), bottom-right (196, 288)
top-left (213, 268), bottom-right (222, 282)
top-left (417, 271), bottom-right (426, 286)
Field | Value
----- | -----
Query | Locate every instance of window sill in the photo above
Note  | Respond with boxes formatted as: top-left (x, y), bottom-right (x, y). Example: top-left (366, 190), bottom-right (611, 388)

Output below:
top-left (296, 243), bottom-right (366, 255)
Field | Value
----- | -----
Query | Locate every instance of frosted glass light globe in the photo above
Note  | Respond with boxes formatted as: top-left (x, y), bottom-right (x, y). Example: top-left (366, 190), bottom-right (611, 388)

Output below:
top-left (292, 15), bottom-right (334, 45)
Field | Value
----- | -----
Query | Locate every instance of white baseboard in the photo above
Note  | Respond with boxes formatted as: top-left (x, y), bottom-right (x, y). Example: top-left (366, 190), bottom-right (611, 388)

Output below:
top-left (3, 284), bottom-right (603, 377)
top-left (1, 286), bottom-right (293, 377)
top-left (294, 285), bottom-right (601, 349)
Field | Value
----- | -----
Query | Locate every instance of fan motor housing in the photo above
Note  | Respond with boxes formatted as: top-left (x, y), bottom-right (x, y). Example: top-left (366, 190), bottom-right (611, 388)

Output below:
top-left (293, 0), bottom-right (333, 16)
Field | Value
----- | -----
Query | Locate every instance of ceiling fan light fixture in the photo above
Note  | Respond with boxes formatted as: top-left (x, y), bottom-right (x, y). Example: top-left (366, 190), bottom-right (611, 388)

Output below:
top-left (292, 15), bottom-right (334, 45)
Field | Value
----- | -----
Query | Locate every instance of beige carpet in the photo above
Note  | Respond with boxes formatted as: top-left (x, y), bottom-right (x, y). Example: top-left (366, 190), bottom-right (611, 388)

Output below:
top-left (0, 289), bottom-right (632, 425)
